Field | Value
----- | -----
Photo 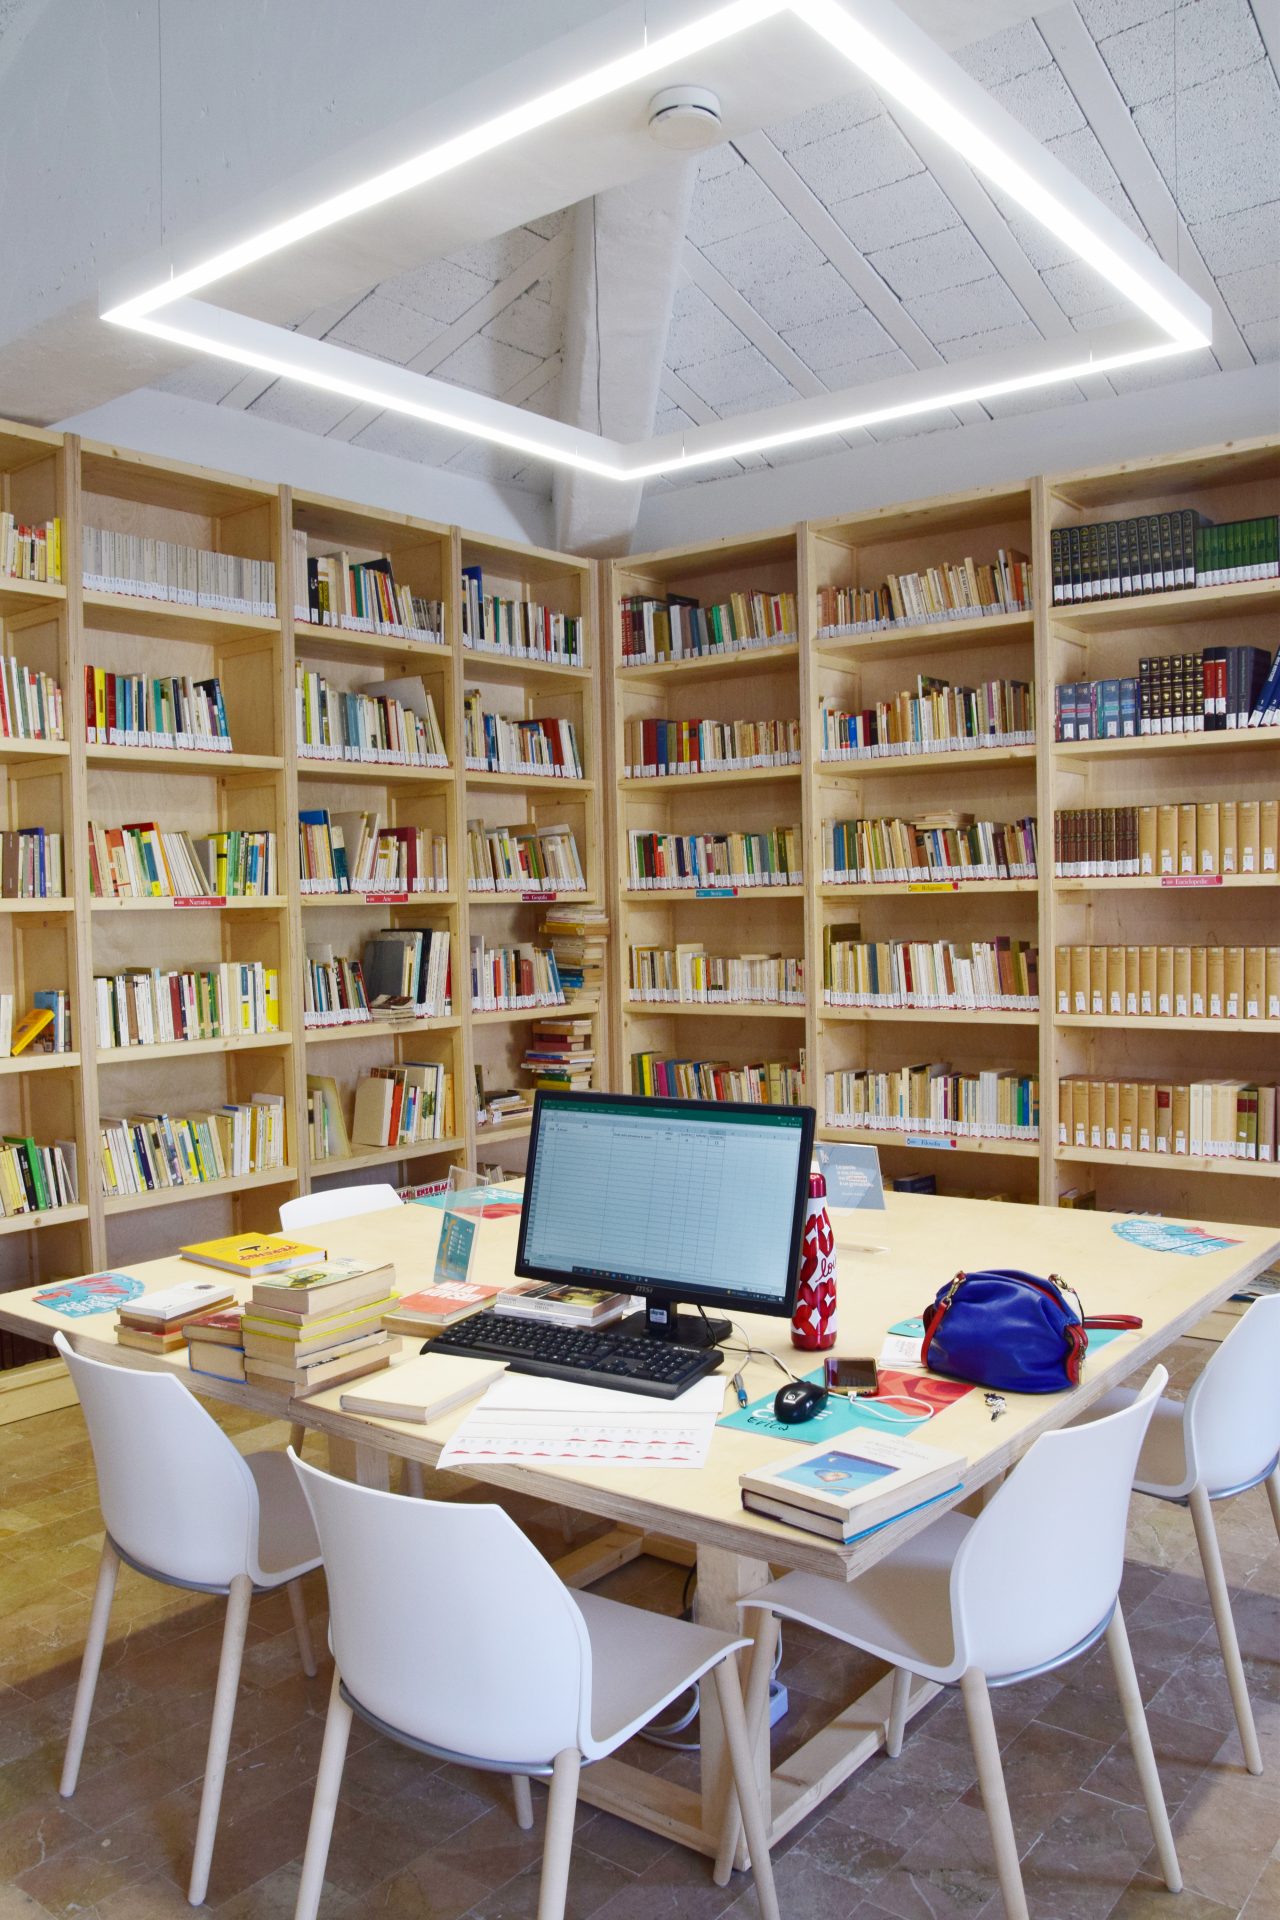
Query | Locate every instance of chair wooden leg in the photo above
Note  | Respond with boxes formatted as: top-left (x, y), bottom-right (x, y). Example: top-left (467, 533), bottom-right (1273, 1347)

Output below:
top-left (960, 1667), bottom-right (1028, 1920)
top-left (512, 1773), bottom-right (534, 1830)
top-left (401, 1458), bottom-right (425, 1498)
top-left (886, 1666), bottom-right (911, 1759)
top-left (712, 1660), bottom-right (780, 1920)
top-left (289, 1423), bottom-right (306, 1458)
top-left (187, 1573), bottom-right (252, 1907)
top-left (713, 1611), bottom-right (777, 1886)
top-left (536, 1749), bottom-right (581, 1920)
top-left (1188, 1482), bottom-right (1263, 1775)
top-left (287, 1577), bottom-right (317, 1677)
top-left (60, 1537), bottom-right (120, 1798)
top-left (1104, 1604), bottom-right (1181, 1891)
top-left (1266, 1466), bottom-right (1280, 1545)
top-left (294, 1669), bottom-right (354, 1920)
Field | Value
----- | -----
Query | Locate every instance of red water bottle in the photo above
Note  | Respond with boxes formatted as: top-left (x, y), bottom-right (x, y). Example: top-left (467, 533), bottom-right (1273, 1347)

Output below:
top-left (792, 1163), bottom-right (837, 1351)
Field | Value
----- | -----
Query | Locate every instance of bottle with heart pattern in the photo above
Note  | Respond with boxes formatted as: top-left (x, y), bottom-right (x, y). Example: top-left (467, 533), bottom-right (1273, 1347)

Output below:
top-left (791, 1162), bottom-right (837, 1350)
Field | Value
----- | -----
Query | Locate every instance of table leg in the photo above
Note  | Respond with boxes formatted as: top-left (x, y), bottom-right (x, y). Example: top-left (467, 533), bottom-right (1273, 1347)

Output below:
top-left (354, 1443), bottom-right (392, 1491)
top-left (325, 1437), bottom-right (357, 1481)
top-left (694, 1545), bottom-right (770, 1863)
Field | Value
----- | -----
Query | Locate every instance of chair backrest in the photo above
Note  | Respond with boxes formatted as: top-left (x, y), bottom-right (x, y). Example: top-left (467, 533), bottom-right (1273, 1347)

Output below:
top-left (950, 1366), bottom-right (1166, 1679)
top-left (291, 1452), bottom-right (593, 1765)
top-left (279, 1184), bottom-right (402, 1231)
top-left (54, 1333), bottom-right (260, 1588)
top-left (1185, 1295), bottom-right (1280, 1495)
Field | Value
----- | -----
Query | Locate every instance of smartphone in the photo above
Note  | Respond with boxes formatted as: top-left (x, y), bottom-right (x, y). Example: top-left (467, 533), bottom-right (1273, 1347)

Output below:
top-left (824, 1355), bottom-right (880, 1397)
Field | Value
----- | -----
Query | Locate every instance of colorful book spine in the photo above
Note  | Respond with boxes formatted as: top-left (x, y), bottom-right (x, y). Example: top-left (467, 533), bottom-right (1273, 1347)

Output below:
top-left (93, 963), bottom-right (280, 1049)
top-left (632, 1054), bottom-right (805, 1104)
top-left (462, 695), bottom-right (582, 778)
top-left (816, 551), bottom-right (1031, 636)
top-left (620, 589), bottom-right (797, 665)
top-left (627, 826), bottom-right (802, 890)
top-left (628, 946), bottom-right (804, 1006)
top-left (0, 654), bottom-right (64, 740)
top-left (461, 567), bottom-right (581, 665)
top-left (822, 816), bottom-right (1037, 884)
top-left (625, 715), bottom-right (801, 776)
top-left (821, 677), bottom-right (1033, 760)
top-left (823, 936), bottom-right (1038, 1010)
top-left (825, 1066), bottom-right (1039, 1142)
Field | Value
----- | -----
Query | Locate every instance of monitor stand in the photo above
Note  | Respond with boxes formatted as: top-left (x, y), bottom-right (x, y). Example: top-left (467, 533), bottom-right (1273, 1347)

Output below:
top-left (619, 1293), bottom-right (732, 1350)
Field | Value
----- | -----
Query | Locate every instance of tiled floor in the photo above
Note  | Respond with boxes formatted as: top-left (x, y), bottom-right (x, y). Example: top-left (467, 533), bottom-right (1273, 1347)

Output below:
top-left (0, 1336), bottom-right (1276, 1920)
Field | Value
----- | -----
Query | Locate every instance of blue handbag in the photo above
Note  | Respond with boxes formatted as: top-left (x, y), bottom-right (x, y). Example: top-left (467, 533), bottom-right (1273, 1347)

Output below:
top-left (920, 1268), bottom-right (1141, 1394)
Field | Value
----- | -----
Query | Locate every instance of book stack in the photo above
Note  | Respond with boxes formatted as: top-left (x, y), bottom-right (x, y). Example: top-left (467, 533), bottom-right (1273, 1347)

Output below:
top-left (627, 826), bottom-right (803, 890)
top-left (624, 715), bottom-right (801, 777)
top-left (740, 1432), bottom-right (964, 1541)
top-left (823, 934), bottom-right (1039, 1011)
top-left (474, 1075), bottom-right (531, 1128)
top-left (1053, 799), bottom-right (1278, 879)
top-left (466, 821), bottom-right (586, 893)
top-left (0, 992), bottom-right (71, 1057)
top-left (460, 566), bottom-right (582, 665)
top-left (820, 677), bottom-right (1034, 761)
top-left (93, 961), bottom-right (279, 1049)
top-left (1050, 512), bottom-right (1278, 603)
top-left (494, 1283), bottom-right (627, 1327)
top-left (0, 1134), bottom-right (77, 1216)
top-left (822, 814), bottom-right (1038, 885)
top-left (463, 695), bottom-right (583, 779)
top-left (628, 944), bottom-right (802, 1006)
top-left (241, 1259), bottom-right (399, 1397)
top-left (84, 528), bottom-right (276, 614)
top-left (84, 668), bottom-right (232, 752)
top-left (540, 905), bottom-right (607, 993)
top-left (87, 822), bottom-right (276, 899)
top-left (363, 928), bottom-right (451, 1019)
top-left (631, 1054), bottom-right (804, 1104)
top-left (292, 537), bottom-right (444, 640)
top-left (817, 554), bottom-right (1031, 636)
top-left (521, 1017), bottom-right (594, 1090)
top-left (384, 1279), bottom-right (512, 1334)
top-left (0, 828), bottom-right (62, 899)
top-left (470, 936), bottom-right (565, 1012)
top-left (0, 655), bottom-right (63, 740)
top-left (183, 1308), bottom-right (247, 1382)
top-left (115, 1278), bottom-right (238, 1354)
top-left (295, 665), bottom-right (448, 766)
top-left (351, 1063), bottom-right (455, 1148)
top-left (1054, 645), bottom-right (1277, 739)
top-left (99, 1097), bottom-right (284, 1197)
top-left (1, 513), bottom-right (61, 582)
top-left (620, 589), bottom-right (797, 665)
top-left (825, 1064), bottom-right (1039, 1142)
top-left (1058, 1077), bottom-right (1278, 1162)
top-left (1056, 944), bottom-right (1279, 1023)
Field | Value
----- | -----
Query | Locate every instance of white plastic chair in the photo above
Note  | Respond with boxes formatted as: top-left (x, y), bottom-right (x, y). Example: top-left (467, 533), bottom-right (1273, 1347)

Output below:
top-left (54, 1333), bottom-right (322, 1907)
top-left (288, 1451), bottom-right (780, 1920)
top-left (1083, 1295), bottom-right (1280, 1777)
top-left (279, 1183), bottom-right (402, 1231)
top-left (720, 1368), bottom-right (1180, 1920)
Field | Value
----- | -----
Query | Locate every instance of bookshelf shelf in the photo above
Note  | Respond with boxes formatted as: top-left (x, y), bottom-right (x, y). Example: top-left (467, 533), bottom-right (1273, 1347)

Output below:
top-left (304, 1015), bottom-right (461, 1045)
top-left (293, 622), bottom-right (447, 665)
top-left (623, 999), bottom-right (806, 1020)
top-left (1054, 730), bottom-right (1277, 762)
top-left (617, 765), bottom-right (800, 792)
top-left (818, 880), bottom-right (1038, 898)
top-left (314, 1138), bottom-right (465, 1178)
top-left (1056, 1145), bottom-right (1278, 1180)
top-left (1054, 874), bottom-right (1278, 893)
top-left (467, 890), bottom-right (593, 908)
top-left (301, 892), bottom-right (458, 910)
top-left (464, 770), bottom-right (593, 794)
top-left (90, 895), bottom-right (288, 913)
top-left (102, 1165), bottom-right (297, 1216)
top-left (821, 1006), bottom-right (1040, 1026)
top-left (460, 650), bottom-right (590, 686)
top-left (0, 578), bottom-right (66, 618)
top-left (817, 1126), bottom-right (1040, 1160)
top-left (621, 885), bottom-right (807, 903)
top-left (1055, 1015), bottom-right (1280, 1034)
top-left (0, 898), bottom-right (72, 915)
top-left (471, 994), bottom-right (599, 1028)
top-left (478, 1115), bottom-right (533, 1142)
top-left (0, 739), bottom-right (70, 766)
top-left (85, 746), bottom-right (284, 775)
top-left (819, 744), bottom-right (1037, 777)
top-left (296, 759), bottom-right (454, 789)
top-left (617, 642), bottom-right (799, 686)
top-left (815, 609), bottom-right (1033, 662)
top-left (0, 1204), bottom-right (89, 1238)
top-left (82, 591), bottom-right (280, 644)
top-left (1049, 578), bottom-right (1279, 634)
top-left (96, 1032), bottom-right (292, 1064)
top-left (0, 1052), bottom-right (80, 1074)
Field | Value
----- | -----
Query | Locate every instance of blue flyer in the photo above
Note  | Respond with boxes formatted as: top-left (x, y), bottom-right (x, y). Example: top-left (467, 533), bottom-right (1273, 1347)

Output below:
top-left (32, 1273), bottom-right (145, 1318)
top-left (1111, 1220), bottom-right (1241, 1258)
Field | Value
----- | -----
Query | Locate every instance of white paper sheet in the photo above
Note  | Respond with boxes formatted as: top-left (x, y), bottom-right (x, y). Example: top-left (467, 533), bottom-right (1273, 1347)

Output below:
top-left (438, 1371), bottom-right (725, 1469)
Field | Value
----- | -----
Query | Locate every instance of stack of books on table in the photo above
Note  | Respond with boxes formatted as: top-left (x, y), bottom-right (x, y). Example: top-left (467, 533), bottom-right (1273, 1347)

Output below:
top-left (384, 1278), bottom-right (516, 1334)
top-left (240, 1259), bottom-right (399, 1396)
top-left (739, 1431), bottom-right (965, 1543)
top-left (115, 1278), bottom-right (238, 1353)
top-left (493, 1282), bottom-right (629, 1328)
top-left (183, 1307), bottom-right (247, 1381)
top-left (520, 1018), bottom-right (594, 1090)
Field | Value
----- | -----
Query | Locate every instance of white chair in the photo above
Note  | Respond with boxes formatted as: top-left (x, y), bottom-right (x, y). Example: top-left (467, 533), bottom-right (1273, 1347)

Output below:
top-left (288, 1452), bottom-right (780, 1920)
top-left (279, 1182), bottom-right (402, 1232)
top-left (719, 1368), bottom-right (1180, 1920)
top-left (1083, 1294), bottom-right (1280, 1777)
top-left (54, 1333), bottom-right (323, 1908)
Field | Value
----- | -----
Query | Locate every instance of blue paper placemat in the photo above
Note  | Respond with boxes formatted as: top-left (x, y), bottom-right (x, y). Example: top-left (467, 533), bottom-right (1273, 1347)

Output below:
top-left (718, 1367), bottom-right (937, 1445)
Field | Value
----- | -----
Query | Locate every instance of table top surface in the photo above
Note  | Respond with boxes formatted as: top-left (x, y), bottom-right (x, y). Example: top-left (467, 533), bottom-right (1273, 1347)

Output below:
top-left (5, 1192), bottom-right (1276, 1579)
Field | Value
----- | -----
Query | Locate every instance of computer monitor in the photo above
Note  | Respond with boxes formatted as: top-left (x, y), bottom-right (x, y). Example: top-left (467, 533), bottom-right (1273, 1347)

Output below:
top-left (516, 1091), bottom-right (816, 1346)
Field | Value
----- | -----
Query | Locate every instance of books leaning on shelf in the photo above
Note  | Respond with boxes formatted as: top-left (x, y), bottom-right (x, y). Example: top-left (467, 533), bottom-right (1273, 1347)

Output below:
top-left (823, 933), bottom-right (1039, 1012)
top-left (0, 654), bottom-right (63, 740)
top-left (1, 512), bottom-right (61, 583)
top-left (463, 693), bottom-right (583, 778)
top-left (99, 1097), bottom-right (285, 1197)
top-left (540, 905), bottom-right (606, 991)
top-left (302, 946), bottom-right (370, 1030)
top-left (0, 991), bottom-right (72, 1058)
top-left (1050, 512), bottom-right (1278, 604)
top-left (461, 566), bottom-right (582, 665)
top-left (817, 552), bottom-right (1031, 637)
top-left (84, 668), bottom-right (232, 752)
top-left (1058, 1076), bottom-right (1278, 1164)
top-left (298, 809), bottom-right (449, 895)
top-left (621, 588), bottom-right (796, 666)
top-left (1054, 799), bottom-right (1278, 879)
top-left (292, 535), bottom-right (444, 641)
top-left (470, 936), bottom-right (565, 1012)
top-left (88, 823), bottom-right (276, 900)
top-left (624, 714), bottom-right (802, 777)
top-left (306, 1075), bottom-right (351, 1160)
top-left (93, 961), bottom-right (280, 1049)
top-left (521, 1017), bottom-right (594, 1091)
top-left (466, 820), bottom-right (586, 894)
top-left (363, 927), bottom-right (451, 1020)
top-left (740, 1430), bottom-right (965, 1542)
top-left (825, 1065), bottom-right (1040, 1143)
top-left (1055, 645), bottom-right (1277, 740)
top-left (84, 527), bottom-right (276, 614)
top-left (822, 814), bottom-right (1038, 885)
top-left (820, 677), bottom-right (1034, 761)
top-left (627, 826), bottom-right (803, 891)
top-left (494, 1282), bottom-right (627, 1326)
top-left (241, 1258), bottom-right (398, 1396)
top-left (183, 1308), bottom-right (247, 1382)
top-left (628, 944), bottom-right (803, 1007)
top-left (0, 827), bottom-right (62, 898)
top-left (115, 1280), bottom-right (237, 1354)
top-left (1056, 944), bottom-right (1279, 1023)
top-left (296, 664), bottom-right (448, 766)
top-left (0, 1134), bottom-right (77, 1217)
top-left (632, 1054), bottom-right (805, 1104)
top-left (351, 1062), bottom-right (455, 1149)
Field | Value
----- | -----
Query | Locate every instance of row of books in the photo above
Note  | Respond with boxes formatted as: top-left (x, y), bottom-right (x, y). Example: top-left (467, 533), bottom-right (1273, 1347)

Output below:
top-left (298, 810), bottom-right (449, 895)
top-left (85, 668), bottom-right (231, 752)
top-left (626, 827), bottom-right (803, 891)
top-left (0, 828), bottom-right (62, 898)
top-left (822, 934), bottom-right (1039, 1011)
top-left (819, 678), bottom-right (1034, 761)
top-left (1049, 512), bottom-right (1278, 604)
top-left (631, 1053), bottom-right (805, 1104)
top-left (816, 552), bottom-right (1031, 636)
top-left (1058, 1077), bottom-right (1277, 1163)
top-left (0, 991), bottom-right (71, 1057)
top-left (1054, 646), bottom-right (1276, 739)
top-left (1, 514), bottom-right (61, 583)
top-left (83, 527), bottom-right (276, 615)
top-left (350, 1063), bottom-right (456, 1149)
top-left (628, 945), bottom-right (804, 1006)
top-left (0, 653), bottom-right (63, 740)
top-left (88, 823), bottom-right (276, 900)
top-left (303, 927), bottom-right (453, 1029)
top-left (1053, 800), bottom-right (1278, 879)
top-left (466, 820), bottom-right (585, 893)
top-left (825, 1065), bottom-right (1040, 1141)
top-left (1055, 944), bottom-right (1279, 1023)
top-left (295, 667), bottom-right (448, 766)
top-left (99, 1095), bottom-right (286, 1197)
top-left (624, 716), bottom-right (801, 778)
top-left (92, 962), bottom-right (280, 1050)
top-left (291, 537), bottom-right (444, 640)
top-left (470, 937), bottom-right (565, 1012)
top-left (462, 695), bottom-right (583, 779)
top-left (822, 813), bottom-right (1039, 885)
top-left (619, 590), bottom-right (797, 666)
top-left (540, 905), bottom-right (606, 993)
top-left (303, 948), bottom-right (370, 1030)
top-left (521, 1017), bottom-right (593, 1091)
top-left (0, 1135), bottom-right (77, 1216)
top-left (461, 567), bottom-right (582, 665)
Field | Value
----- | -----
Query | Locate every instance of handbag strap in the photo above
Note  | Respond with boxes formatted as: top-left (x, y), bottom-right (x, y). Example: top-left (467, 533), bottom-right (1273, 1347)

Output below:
top-left (1082, 1314), bottom-right (1144, 1331)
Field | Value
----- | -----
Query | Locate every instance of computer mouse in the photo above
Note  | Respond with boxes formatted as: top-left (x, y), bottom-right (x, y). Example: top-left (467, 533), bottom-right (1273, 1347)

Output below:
top-left (774, 1380), bottom-right (829, 1424)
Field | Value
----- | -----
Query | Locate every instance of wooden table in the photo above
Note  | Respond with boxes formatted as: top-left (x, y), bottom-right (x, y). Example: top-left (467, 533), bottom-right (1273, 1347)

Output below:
top-left (4, 1193), bottom-right (1276, 1865)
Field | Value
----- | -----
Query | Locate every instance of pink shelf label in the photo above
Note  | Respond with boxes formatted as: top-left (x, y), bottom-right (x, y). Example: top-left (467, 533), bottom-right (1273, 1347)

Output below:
top-left (173, 896), bottom-right (226, 908)
top-left (362, 892), bottom-right (409, 904)
top-left (1160, 875), bottom-right (1223, 888)
top-left (521, 890), bottom-right (556, 902)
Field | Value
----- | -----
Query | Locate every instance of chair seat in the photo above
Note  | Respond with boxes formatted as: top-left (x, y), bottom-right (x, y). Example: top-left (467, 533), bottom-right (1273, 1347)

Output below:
top-left (744, 1511), bottom-right (972, 1685)
top-left (574, 1592), bottom-right (747, 1760)
top-left (1082, 1390), bottom-right (1190, 1499)
top-left (246, 1452), bottom-right (322, 1584)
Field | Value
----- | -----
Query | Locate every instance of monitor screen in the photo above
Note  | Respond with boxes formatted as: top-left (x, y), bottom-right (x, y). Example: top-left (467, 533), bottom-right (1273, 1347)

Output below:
top-left (516, 1092), bottom-right (814, 1316)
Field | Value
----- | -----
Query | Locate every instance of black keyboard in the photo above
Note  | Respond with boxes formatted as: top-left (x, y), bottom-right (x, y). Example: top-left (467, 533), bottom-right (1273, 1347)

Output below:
top-left (428, 1311), bottom-right (722, 1399)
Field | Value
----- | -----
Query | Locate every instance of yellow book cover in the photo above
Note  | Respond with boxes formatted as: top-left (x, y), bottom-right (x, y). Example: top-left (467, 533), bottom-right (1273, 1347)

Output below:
top-left (10, 1008), bottom-right (53, 1055)
top-left (180, 1232), bottom-right (325, 1275)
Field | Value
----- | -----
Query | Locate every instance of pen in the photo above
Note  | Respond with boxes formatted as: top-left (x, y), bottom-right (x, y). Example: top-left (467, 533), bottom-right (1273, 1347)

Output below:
top-left (731, 1370), bottom-right (749, 1409)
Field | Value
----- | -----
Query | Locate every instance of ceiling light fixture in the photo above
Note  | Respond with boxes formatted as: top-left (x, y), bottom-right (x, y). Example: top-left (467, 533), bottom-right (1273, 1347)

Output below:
top-left (647, 85), bottom-right (725, 150)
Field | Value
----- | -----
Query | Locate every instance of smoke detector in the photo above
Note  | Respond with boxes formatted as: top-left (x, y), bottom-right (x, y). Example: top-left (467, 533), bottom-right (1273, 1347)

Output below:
top-left (647, 85), bottom-right (723, 151)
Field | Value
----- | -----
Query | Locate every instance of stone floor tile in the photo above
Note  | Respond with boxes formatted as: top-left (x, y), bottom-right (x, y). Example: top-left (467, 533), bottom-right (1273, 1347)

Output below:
top-left (1140, 1768), bottom-right (1280, 1909)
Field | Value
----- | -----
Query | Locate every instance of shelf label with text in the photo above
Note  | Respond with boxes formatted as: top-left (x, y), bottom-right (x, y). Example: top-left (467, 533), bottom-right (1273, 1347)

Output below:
top-left (521, 891), bottom-right (557, 903)
top-left (903, 1134), bottom-right (959, 1150)
top-left (362, 892), bottom-right (409, 904)
top-left (695, 886), bottom-right (738, 898)
top-left (1160, 875), bottom-right (1222, 888)
top-left (907, 881), bottom-right (961, 892)
top-left (173, 896), bottom-right (226, 909)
